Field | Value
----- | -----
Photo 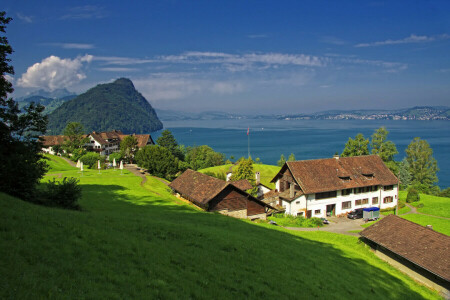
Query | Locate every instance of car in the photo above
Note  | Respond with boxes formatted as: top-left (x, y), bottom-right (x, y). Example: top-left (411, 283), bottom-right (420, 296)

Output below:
top-left (347, 208), bottom-right (364, 219)
top-left (320, 218), bottom-right (330, 225)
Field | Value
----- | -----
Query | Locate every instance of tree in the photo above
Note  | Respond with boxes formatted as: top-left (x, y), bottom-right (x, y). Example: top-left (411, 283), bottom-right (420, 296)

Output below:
top-left (277, 154), bottom-right (286, 167)
top-left (185, 145), bottom-right (225, 170)
top-left (371, 127), bottom-right (398, 162)
top-left (135, 145), bottom-right (179, 180)
top-left (62, 122), bottom-right (88, 160)
top-left (405, 137), bottom-right (439, 190)
top-left (120, 135), bottom-right (138, 163)
top-left (397, 158), bottom-right (412, 190)
top-left (156, 129), bottom-right (184, 160)
top-left (288, 153), bottom-right (296, 162)
top-left (341, 133), bottom-right (369, 157)
top-left (0, 12), bottom-right (48, 200)
top-left (230, 158), bottom-right (258, 196)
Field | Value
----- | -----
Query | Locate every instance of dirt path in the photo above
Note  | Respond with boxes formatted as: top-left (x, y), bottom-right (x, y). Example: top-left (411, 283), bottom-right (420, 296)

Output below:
top-left (59, 156), bottom-right (77, 167)
top-left (404, 203), bottom-right (450, 220)
top-left (124, 165), bottom-right (147, 185)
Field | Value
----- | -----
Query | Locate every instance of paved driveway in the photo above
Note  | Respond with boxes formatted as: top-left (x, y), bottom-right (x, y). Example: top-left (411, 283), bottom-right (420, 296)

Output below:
top-left (286, 217), bottom-right (369, 236)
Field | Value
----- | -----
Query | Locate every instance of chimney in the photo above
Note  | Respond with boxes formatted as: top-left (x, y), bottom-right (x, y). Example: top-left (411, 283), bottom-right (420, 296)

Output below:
top-left (290, 183), bottom-right (295, 199)
top-left (426, 225), bottom-right (433, 230)
top-left (333, 154), bottom-right (340, 160)
top-left (255, 172), bottom-right (260, 185)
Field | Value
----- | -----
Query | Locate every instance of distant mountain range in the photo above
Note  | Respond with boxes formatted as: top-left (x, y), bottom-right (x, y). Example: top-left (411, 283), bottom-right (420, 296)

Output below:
top-left (17, 89), bottom-right (77, 115)
top-left (45, 78), bottom-right (163, 134)
top-left (156, 106), bottom-right (450, 121)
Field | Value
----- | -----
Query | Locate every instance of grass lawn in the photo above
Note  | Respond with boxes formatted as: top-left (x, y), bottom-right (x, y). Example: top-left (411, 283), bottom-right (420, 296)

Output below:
top-left (401, 214), bottom-right (450, 236)
top-left (200, 163), bottom-right (280, 189)
top-left (381, 204), bottom-right (411, 216)
top-left (43, 154), bottom-right (78, 173)
top-left (399, 190), bottom-right (450, 218)
top-left (0, 155), bottom-right (440, 299)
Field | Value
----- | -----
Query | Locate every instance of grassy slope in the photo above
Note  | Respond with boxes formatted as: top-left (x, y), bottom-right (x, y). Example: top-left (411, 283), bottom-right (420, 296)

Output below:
top-left (199, 164), bottom-right (280, 189)
top-left (399, 191), bottom-right (450, 218)
top-left (401, 214), bottom-right (450, 236)
top-left (0, 157), bottom-right (440, 299)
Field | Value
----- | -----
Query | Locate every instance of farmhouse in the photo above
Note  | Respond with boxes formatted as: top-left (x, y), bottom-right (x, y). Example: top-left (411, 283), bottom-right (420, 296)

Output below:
top-left (360, 215), bottom-right (450, 294)
top-left (40, 130), bottom-right (155, 156)
top-left (169, 169), bottom-right (272, 220)
top-left (270, 155), bottom-right (398, 218)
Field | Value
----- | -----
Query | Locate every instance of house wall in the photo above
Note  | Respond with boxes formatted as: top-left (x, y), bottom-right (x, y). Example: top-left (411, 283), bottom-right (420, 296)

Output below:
top-left (209, 188), bottom-right (248, 212)
top-left (256, 185), bottom-right (271, 197)
top-left (282, 185), bottom-right (398, 218)
top-left (247, 198), bottom-right (266, 216)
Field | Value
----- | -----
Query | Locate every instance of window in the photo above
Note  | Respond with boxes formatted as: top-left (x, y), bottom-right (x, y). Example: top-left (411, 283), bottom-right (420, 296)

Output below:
top-left (383, 196), bottom-right (393, 203)
top-left (384, 185), bottom-right (393, 191)
top-left (342, 188), bottom-right (352, 196)
top-left (361, 198), bottom-right (369, 205)
top-left (355, 199), bottom-right (362, 206)
top-left (371, 186), bottom-right (379, 192)
top-left (372, 197), bottom-right (379, 204)
top-left (297, 212), bottom-right (304, 217)
top-left (314, 209), bottom-right (321, 215)
top-left (296, 201), bottom-right (300, 204)
top-left (342, 201), bottom-right (352, 210)
top-left (316, 191), bottom-right (337, 200)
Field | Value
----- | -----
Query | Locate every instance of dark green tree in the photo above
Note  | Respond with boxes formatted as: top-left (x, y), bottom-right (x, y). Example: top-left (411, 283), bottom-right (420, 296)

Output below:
top-left (0, 12), bottom-right (48, 200)
top-left (120, 135), bottom-right (138, 163)
top-left (185, 145), bottom-right (225, 170)
top-left (405, 137), bottom-right (439, 191)
top-left (156, 129), bottom-right (184, 160)
top-left (62, 122), bottom-right (88, 160)
top-left (230, 158), bottom-right (258, 196)
top-left (135, 145), bottom-right (179, 180)
top-left (341, 133), bottom-right (369, 157)
top-left (277, 154), bottom-right (286, 167)
top-left (398, 158), bottom-right (412, 190)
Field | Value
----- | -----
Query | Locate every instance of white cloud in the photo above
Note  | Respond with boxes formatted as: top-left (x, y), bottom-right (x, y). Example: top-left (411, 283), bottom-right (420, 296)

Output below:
top-left (3, 74), bottom-right (14, 84)
top-left (17, 13), bottom-right (33, 23)
top-left (57, 43), bottom-right (95, 49)
top-left (98, 67), bottom-right (138, 72)
top-left (92, 56), bottom-right (155, 65)
top-left (17, 55), bottom-right (93, 91)
top-left (355, 34), bottom-right (450, 47)
top-left (60, 5), bottom-right (106, 20)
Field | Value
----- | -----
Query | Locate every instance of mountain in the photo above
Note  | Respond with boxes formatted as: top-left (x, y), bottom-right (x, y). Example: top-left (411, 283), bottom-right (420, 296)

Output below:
top-left (46, 78), bottom-right (163, 134)
top-left (17, 88), bottom-right (75, 101)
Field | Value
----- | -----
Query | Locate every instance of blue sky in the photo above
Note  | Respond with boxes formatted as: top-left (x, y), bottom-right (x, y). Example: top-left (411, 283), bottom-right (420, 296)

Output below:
top-left (3, 0), bottom-right (450, 113)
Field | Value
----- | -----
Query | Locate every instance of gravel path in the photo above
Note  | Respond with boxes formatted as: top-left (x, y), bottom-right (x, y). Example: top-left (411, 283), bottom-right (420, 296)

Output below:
top-left (286, 217), bottom-right (368, 237)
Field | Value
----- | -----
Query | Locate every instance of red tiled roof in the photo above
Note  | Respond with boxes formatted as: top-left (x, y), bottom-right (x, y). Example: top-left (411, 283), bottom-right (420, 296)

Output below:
top-left (134, 134), bottom-right (155, 148)
top-left (272, 155), bottom-right (398, 194)
top-left (230, 179), bottom-right (253, 191)
top-left (360, 215), bottom-right (450, 282)
top-left (169, 169), bottom-right (228, 205)
top-left (40, 135), bottom-right (67, 146)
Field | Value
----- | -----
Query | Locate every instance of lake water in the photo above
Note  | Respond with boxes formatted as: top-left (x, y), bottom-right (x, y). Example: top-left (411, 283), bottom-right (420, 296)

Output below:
top-left (152, 119), bottom-right (450, 189)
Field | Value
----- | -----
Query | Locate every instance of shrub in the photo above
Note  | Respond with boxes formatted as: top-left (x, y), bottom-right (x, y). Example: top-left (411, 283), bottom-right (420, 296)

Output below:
top-left (438, 187), bottom-right (450, 198)
top-left (417, 203), bottom-right (424, 208)
top-left (41, 177), bottom-right (82, 209)
top-left (406, 188), bottom-right (420, 203)
top-left (108, 152), bottom-right (123, 163)
top-left (80, 152), bottom-right (101, 169)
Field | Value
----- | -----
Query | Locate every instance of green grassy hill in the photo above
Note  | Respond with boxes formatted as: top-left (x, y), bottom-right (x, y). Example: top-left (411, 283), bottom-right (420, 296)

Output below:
top-left (0, 157), bottom-right (440, 299)
top-left (199, 163), bottom-right (280, 189)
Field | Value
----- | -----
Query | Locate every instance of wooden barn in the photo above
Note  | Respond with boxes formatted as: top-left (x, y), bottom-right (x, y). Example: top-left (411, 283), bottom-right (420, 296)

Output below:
top-left (169, 169), bottom-right (272, 220)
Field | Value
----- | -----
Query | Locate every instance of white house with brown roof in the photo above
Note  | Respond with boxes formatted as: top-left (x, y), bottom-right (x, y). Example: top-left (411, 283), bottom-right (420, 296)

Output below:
top-left (270, 155), bottom-right (398, 218)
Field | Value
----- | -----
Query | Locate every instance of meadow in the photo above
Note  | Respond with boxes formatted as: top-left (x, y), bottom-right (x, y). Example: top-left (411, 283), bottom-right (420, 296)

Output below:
top-left (0, 156), bottom-right (441, 299)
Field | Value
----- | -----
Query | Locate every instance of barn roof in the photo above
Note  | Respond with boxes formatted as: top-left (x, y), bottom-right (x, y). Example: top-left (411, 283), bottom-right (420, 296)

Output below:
top-left (272, 155), bottom-right (398, 194)
top-left (40, 135), bottom-right (67, 146)
top-left (231, 179), bottom-right (253, 191)
top-left (360, 215), bottom-right (450, 283)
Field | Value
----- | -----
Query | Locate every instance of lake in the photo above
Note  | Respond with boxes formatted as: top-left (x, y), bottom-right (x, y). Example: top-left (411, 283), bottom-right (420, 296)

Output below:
top-left (152, 119), bottom-right (450, 189)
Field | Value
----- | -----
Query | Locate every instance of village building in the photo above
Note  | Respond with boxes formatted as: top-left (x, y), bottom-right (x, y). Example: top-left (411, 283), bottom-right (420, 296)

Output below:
top-left (169, 169), bottom-right (273, 220)
top-left (269, 155), bottom-right (398, 218)
top-left (360, 215), bottom-right (450, 295)
top-left (40, 130), bottom-right (155, 157)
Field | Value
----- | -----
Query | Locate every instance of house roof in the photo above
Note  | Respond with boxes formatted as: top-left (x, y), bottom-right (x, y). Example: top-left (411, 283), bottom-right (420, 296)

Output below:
top-left (360, 215), bottom-right (450, 282)
top-left (272, 155), bottom-right (398, 194)
top-left (134, 134), bottom-right (155, 148)
top-left (169, 169), bottom-right (273, 209)
top-left (231, 179), bottom-right (253, 191)
top-left (40, 135), bottom-right (67, 146)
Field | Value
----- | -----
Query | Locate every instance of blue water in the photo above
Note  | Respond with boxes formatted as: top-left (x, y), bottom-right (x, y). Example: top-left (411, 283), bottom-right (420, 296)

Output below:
top-left (152, 119), bottom-right (450, 189)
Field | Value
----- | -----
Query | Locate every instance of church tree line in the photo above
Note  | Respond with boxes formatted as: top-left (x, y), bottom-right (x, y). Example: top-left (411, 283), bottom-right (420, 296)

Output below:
top-left (135, 130), bottom-right (226, 180)
top-left (341, 127), bottom-right (443, 196)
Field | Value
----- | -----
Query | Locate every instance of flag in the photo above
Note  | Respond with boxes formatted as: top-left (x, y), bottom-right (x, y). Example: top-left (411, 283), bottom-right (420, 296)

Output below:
top-left (247, 127), bottom-right (249, 136)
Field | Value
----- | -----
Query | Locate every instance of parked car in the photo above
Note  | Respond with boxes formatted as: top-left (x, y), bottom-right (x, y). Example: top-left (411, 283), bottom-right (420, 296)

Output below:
top-left (347, 208), bottom-right (364, 219)
top-left (321, 218), bottom-right (330, 225)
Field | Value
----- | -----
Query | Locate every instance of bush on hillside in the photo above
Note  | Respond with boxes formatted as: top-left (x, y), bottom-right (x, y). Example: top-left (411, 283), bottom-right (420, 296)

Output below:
top-left (108, 152), bottom-right (123, 163)
top-left (406, 188), bottom-right (420, 203)
top-left (40, 177), bottom-right (82, 209)
top-left (268, 214), bottom-right (323, 227)
top-left (438, 187), bottom-right (450, 198)
top-left (80, 152), bottom-right (104, 169)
